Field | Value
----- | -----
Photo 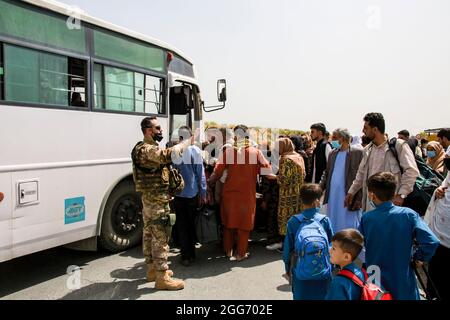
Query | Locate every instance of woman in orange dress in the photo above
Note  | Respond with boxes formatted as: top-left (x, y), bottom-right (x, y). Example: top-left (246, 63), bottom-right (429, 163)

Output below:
top-left (209, 125), bottom-right (271, 261)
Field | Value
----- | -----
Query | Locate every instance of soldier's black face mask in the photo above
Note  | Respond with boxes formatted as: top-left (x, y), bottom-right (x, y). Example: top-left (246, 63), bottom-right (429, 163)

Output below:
top-left (153, 133), bottom-right (163, 142)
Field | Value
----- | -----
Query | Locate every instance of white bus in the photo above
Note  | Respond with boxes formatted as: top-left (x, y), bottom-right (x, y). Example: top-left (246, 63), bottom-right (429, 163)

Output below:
top-left (0, 0), bottom-right (226, 262)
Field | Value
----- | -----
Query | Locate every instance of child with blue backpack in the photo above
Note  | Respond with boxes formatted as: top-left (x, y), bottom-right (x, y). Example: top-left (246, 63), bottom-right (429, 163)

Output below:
top-left (282, 184), bottom-right (334, 300)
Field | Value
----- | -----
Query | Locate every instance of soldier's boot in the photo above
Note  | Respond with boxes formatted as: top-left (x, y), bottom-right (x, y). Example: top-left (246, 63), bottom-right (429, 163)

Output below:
top-left (146, 265), bottom-right (173, 282)
top-left (155, 270), bottom-right (185, 290)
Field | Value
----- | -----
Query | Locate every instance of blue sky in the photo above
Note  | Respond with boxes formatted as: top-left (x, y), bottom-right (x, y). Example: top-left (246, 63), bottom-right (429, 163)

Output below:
top-left (59, 0), bottom-right (450, 137)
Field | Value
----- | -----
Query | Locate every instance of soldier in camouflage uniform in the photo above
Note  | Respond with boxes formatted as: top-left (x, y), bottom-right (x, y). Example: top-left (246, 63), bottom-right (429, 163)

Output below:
top-left (132, 116), bottom-right (193, 290)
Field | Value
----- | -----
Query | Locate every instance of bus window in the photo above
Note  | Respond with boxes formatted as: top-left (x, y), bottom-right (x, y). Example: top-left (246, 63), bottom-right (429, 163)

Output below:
top-left (93, 29), bottom-right (164, 72)
top-left (170, 85), bottom-right (192, 115)
top-left (3, 44), bottom-right (87, 107)
top-left (134, 73), bottom-right (144, 113)
top-left (145, 75), bottom-right (164, 114)
top-left (93, 63), bottom-right (165, 115)
top-left (168, 55), bottom-right (195, 78)
top-left (170, 114), bottom-right (188, 142)
top-left (169, 84), bottom-right (194, 141)
top-left (93, 63), bottom-right (104, 108)
top-left (0, 0), bottom-right (87, 54)
top-left (69, 57), bottom-right (87, 107)
top-left (104, 66), bottom-right (134, 112)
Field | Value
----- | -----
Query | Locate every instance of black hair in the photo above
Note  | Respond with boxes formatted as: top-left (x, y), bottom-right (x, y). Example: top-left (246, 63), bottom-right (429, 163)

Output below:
top-left (289, 135), bottom-right (305, 152)
top-left (407, 137), bottom-right (419, 154)
top-left (300, 184), bottom-right (323, 206)
top-left (397, 130), bottom-right (410, 138)
top-left (310, 123), bottom-right (326, 135)
top-left (363, 113), bottom-right (385, 134)
top-left (141, 116), bottom-right (157, 134)
top-left (332, 229), bottom-right (364, 261)
top-left (367, 172), bottom-right (397, 202)
top-left (437, 128), bottom-right (450, 140)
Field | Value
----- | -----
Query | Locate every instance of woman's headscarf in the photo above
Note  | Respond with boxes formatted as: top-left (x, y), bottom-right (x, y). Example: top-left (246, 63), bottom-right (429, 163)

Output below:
top-left (301, 134), bottom-right (314, 156)
top-left (277, 138), bottom-right (305, 174)
top-left (289, 135), bottom-right (304, 153)
top-left (427, 141), bottom-right (445, 173)
top-left (407, 137), bottom-right (419, 155)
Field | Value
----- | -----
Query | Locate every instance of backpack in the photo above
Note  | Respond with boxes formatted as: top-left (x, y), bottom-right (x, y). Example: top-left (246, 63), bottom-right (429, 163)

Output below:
top-left (388, 138), bottom-right (444, 216)
top-left (338, 268), bottom-right (393, 300)
top-left (292, 214), bottom-right (331, 280)
top-left (167, 165), bottom-right (185, 194)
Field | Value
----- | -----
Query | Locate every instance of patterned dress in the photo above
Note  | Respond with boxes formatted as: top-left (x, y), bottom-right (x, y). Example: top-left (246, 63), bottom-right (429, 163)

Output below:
top-left (277, 158), bottom-right (304, 236)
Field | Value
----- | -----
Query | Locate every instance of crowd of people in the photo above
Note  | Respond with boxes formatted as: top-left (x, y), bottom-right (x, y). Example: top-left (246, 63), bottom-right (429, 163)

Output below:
top-left (132, 113), bottom-right (450, 300)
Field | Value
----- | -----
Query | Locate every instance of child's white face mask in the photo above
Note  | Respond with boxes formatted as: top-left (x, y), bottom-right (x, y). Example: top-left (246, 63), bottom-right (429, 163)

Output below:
top-left (368, 192), bottom-right (378, 208)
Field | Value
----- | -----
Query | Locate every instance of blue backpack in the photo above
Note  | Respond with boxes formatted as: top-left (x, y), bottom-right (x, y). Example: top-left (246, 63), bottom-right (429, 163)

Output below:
top-left (292, 214), bottom-right (332, 280)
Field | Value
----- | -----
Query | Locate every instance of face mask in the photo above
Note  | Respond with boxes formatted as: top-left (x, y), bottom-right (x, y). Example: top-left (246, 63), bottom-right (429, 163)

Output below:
top-left (444, 158), bottom-right (450, 170)
top-left (427, 150), bottom-right (436, 158)
top-left (315, 200), bottom-right (322, 211)
top-left (153, 133), bottom-right (163, 142)
top-left (331, 140), bottom-right (341, 149)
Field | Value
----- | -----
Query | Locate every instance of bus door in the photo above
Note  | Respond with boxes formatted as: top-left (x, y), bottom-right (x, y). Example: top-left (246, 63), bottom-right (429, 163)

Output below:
top-left (169, 82), bottom-right (201, 142)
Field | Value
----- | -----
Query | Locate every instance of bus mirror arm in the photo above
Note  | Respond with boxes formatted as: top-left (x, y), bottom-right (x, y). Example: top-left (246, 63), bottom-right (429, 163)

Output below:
top-left (202, 101), bottom-right (225, 113)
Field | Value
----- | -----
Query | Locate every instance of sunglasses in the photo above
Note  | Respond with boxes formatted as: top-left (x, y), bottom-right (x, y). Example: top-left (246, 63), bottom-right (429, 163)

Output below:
top-left (144, 125), bottom-right (161, 130)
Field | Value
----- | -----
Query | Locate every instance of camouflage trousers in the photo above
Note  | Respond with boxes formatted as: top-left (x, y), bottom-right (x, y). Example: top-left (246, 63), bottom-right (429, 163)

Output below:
top-left (142, 194), bottom-right (171, 271)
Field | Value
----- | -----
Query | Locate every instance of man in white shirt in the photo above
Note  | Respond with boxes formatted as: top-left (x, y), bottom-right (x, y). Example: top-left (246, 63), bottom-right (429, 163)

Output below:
top-left (344, 113), bottom-right (419, 212)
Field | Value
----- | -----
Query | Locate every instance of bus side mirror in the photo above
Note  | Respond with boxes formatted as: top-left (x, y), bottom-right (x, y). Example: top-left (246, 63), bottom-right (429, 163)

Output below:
top-left (203, 79), bottom-right (227, 113)
top-left (217, 79), bottom-right (226, 102)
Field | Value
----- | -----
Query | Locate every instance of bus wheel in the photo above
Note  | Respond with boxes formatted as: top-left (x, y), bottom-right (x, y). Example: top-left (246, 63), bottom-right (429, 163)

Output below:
top-left (99, 180), bottom-right (143, 252)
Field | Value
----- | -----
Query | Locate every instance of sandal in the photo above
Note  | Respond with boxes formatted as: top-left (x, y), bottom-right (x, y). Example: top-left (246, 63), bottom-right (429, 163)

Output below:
top-left (230, 253), bottom-right (250, 262)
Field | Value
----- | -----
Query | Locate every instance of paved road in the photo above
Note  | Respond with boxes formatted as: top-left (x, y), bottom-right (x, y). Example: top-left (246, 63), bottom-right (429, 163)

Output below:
top-left (0, 233), bottom-right (292, 300)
